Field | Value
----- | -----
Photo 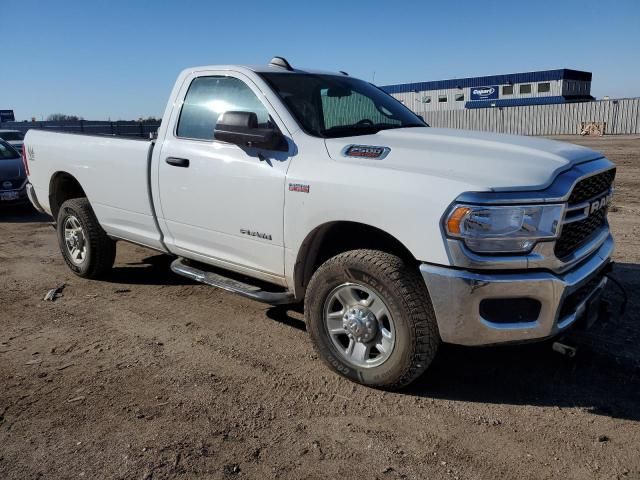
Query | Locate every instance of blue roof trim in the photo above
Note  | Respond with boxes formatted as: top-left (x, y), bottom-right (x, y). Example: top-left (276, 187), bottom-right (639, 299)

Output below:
top-left (464, 95), bottom-right (594, 109)
top-left (381, 69), bottom-right (592, 94)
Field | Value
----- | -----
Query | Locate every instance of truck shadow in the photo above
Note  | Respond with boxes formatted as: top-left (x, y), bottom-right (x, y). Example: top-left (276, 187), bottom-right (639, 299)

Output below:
top-left (106, 254), bottom-right (196, 286)
top-left (0, 205), bottom-right (52, 223)
top-left (266, 304), bottom-right (306, 331)
top-left (409, 341), bottom-right (639, 422)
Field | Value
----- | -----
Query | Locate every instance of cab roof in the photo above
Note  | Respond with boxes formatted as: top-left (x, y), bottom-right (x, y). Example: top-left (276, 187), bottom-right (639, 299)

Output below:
top-left (185, 64), bottom-right (342, 76)
top-left (184, 56), bottom-right (346, 77)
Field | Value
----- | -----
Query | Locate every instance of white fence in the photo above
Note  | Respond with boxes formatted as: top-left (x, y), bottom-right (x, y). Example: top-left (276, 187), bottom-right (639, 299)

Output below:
top-left (417, 98), bottom-right (640, 135)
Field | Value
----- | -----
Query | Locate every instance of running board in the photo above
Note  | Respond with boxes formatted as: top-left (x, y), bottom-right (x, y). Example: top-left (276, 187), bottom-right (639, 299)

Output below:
top-left (170, 258), bottom-right (295, 305)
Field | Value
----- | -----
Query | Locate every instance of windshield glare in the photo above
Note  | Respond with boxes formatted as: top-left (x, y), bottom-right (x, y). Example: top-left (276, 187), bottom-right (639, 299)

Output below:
top-left (260, 73), bottom-right (427, 138)
top-left (0, 131), bottom-right (24, 141)
top-left (0, 142), bottom-right (20, 160)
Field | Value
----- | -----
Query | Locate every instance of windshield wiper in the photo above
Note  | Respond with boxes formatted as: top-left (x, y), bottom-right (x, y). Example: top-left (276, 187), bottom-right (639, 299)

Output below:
top-left (377, 123), bottom-right (425, 131)
top-left (322, 123), bottom-right (426, 138)
top-left (321, 124), bottom-right (384, 138)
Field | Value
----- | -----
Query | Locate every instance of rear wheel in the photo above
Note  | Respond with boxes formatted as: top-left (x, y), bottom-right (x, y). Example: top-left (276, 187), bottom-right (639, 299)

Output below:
top-left (56, 198), bottom-right (116, 279)
top-left (305, 249), bottom-right (440, 390)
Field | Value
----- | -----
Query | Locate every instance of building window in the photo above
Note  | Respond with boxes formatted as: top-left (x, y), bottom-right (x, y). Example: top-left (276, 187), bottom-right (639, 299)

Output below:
top-left (538, 82), bottom-right (551, 93)
top-left (519, 84), bottom-right (532, 94)
top-left (438, 95), bottom-right (447, 103)
top-left (502, 85), bottom-right (514, 95)
top-left (455, 93), bottom-right (464, 102)
top-left (421, 95), bottom-right (431, 104)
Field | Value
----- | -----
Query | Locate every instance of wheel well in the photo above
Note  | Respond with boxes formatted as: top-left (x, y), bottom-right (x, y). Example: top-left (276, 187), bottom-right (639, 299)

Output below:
top-left (49, 172), bottom-right (86, 220)
top-left (294, 222), bottom-right (417, 299)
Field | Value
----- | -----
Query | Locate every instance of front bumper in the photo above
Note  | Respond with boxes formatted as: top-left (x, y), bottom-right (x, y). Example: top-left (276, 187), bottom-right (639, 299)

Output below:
top-left (420, 234), bottom-right (613, 346)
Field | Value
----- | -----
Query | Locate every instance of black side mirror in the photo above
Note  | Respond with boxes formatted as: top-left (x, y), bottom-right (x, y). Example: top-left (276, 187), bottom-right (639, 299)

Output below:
top-left (214, 111), bottom-right (285, 151)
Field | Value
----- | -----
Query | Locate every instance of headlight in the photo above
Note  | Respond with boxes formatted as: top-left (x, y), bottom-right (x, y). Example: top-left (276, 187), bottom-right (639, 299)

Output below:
top-left (445, 204), bottom-right (564, 254)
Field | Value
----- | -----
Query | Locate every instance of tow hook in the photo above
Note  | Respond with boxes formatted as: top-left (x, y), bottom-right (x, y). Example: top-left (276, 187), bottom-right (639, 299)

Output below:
top-left (552, 341), bottom-right (577, 358)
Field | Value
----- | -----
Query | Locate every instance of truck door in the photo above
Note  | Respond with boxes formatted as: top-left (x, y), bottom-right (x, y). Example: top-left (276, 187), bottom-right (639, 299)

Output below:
top-left (155, 71), bottom-right (291, 279)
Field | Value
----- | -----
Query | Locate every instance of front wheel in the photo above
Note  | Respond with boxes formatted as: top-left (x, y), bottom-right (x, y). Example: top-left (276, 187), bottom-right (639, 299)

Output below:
top-left (305, 249), bottom-right (440, 390)
top-left (56, 198), bottom-right (116, 279)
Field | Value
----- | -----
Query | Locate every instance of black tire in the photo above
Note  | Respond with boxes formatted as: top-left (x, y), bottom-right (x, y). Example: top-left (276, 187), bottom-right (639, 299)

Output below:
top-left (56, 198), bottom-right (116, 279)
top-left (305, 249), bottom-right (440, 390)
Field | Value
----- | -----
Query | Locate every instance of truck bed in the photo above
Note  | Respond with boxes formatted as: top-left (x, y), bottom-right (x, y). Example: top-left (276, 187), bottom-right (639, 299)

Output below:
top-left (25, 129), bottom-right (164, 250)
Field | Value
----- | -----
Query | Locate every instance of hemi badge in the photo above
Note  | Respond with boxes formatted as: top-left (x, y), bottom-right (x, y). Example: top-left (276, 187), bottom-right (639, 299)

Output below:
top-left (289, 183), bottom-right (310, 193)
top-left (343, 145), bottom-right (390, 160)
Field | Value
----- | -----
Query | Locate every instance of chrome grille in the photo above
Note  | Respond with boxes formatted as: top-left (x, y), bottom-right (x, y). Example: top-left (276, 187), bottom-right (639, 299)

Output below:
top-left (555, 169), bottom-right (616, 259)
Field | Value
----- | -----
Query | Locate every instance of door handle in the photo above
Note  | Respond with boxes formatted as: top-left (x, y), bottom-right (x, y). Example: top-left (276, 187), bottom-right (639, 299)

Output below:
top-left (165, 157), bottom-right (190, 168)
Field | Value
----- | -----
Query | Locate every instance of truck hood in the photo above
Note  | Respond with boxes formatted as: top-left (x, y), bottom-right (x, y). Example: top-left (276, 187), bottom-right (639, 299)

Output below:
top-left (0, 158), bottom-right (25, 180)
top-left (324, 127), bottom-right (603, 191)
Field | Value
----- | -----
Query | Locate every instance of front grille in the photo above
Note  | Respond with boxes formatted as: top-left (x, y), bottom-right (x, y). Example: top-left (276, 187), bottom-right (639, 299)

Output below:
top-left (555, 208), bottom-right (606, 258)
top-left (0, 179), bottom-right (22, 191)
top-left (567, 169), bottom-right (616, 204)
top-left (555, 169), bottom-right (615, 259)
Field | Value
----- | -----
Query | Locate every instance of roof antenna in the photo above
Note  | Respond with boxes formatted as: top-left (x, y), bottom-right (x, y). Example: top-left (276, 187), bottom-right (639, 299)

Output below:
top-left (339, 71), bottom-right (349, 76)
top-left (270, 56), bottom-right (293, 71)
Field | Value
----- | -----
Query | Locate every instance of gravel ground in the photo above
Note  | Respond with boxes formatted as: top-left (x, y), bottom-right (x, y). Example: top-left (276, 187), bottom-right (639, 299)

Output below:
top-left (1, 135), bottom-right (639, 480)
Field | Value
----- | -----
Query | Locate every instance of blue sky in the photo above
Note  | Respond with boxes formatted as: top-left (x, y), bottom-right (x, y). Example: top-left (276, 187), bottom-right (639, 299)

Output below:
top-left (3, 0), bottom-right (639, 120)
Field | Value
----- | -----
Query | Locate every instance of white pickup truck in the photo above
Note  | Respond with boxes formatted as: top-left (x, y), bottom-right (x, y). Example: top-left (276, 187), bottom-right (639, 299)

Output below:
top-left (24, 57), bottom-right (615, 389)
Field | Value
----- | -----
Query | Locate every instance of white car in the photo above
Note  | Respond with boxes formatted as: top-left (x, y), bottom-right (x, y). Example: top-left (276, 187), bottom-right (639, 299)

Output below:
top-left (23, 57), bottom-right (615, 389)
top-left (0, 129), bottom-right (25, 152)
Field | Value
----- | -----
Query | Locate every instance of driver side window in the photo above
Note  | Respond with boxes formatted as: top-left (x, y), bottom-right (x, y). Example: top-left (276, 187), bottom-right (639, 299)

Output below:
top-left (177, 76), bottom-right (271, 140)
top-left (320, 88), bottom-right (401, 130)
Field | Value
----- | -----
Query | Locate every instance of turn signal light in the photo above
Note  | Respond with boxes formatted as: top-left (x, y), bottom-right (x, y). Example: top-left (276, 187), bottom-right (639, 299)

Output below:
top-left (446, 207), bottom-right (470, 235)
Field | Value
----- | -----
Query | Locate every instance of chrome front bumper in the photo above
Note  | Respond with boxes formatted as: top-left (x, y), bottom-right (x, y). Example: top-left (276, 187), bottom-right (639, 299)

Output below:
top-left (420, 235), bottom-right (613, 346)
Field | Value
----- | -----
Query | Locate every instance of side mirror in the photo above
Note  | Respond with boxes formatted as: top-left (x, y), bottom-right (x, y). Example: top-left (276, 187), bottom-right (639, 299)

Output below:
top-left (214, 111), bottom-right (285, 151)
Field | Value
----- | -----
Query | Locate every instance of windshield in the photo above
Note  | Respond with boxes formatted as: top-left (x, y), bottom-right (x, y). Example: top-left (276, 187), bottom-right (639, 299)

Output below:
top-left (0, 141), bottom-right (20, 160)
top-left (260, 73), bottom-right (427, 138)
top-left (0, 131), bottom-right (24, 141)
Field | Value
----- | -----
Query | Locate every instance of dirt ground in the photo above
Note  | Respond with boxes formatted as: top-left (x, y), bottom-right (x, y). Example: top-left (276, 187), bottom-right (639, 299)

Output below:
top-left (1, 135), bottom-right (639, 480)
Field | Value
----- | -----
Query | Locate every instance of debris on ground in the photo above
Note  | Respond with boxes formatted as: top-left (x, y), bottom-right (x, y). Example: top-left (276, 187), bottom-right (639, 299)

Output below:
top-left (223, 464), bottom-right (241, 475)
top-left (44, 283), bottom-right (66, 301)
top-left (580, 122), bottom-right (606, 136)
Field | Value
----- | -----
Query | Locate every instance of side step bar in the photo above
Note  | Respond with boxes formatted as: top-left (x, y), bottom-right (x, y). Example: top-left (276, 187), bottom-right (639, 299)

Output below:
top-left (170, 258), bottom-right (295, 305)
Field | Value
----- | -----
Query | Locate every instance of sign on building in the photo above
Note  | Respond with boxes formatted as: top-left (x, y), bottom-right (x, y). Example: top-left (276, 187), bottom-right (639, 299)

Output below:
top-left (0, 110), bottom-right (15, 122)
top-left (470, 86), bottom-right (499, 101)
